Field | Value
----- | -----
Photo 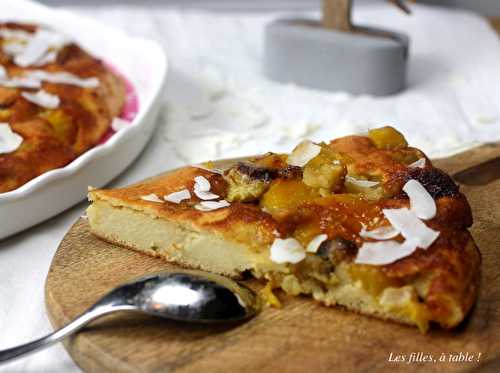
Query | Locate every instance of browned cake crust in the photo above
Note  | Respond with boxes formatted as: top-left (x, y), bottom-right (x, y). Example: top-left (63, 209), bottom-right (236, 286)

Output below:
top-left (88, 128), bottom-right (481, 332)
top-left (0, 23), bottom-right (126, 192)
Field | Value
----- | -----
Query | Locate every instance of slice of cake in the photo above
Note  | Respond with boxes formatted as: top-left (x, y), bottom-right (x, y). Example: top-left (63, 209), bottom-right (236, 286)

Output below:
top-left (87, 126), bottom-right (481, 332)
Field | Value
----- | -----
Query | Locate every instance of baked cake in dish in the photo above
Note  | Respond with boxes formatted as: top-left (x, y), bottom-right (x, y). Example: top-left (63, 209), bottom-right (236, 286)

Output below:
top-left (0, 22), bottom-right (126, 193)
top-left (87, 126), bottom-right (481, 332)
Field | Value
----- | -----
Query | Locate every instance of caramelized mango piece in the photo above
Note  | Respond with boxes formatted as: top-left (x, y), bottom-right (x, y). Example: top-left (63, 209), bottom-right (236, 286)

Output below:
top-left (0, 109), bottom-right (11, 121)
top-left (390, 150), bottom-right (421, 165)
top-left (349, 264), bottom-right (402, 296)
top-left (260, 179), bottom-right (319, 217)
top-left (368, 126), bottom-right (408, 150)
top-left (293, 222), bottom-right (322, 247)
top-left (252, 153), bottom-right (288, 169)
top-left (40, 109), bottom-right (73, 144)
top-left (302, 146), bottom-right (346, 193)
top-left (0, 87), bottom-right (18, 106)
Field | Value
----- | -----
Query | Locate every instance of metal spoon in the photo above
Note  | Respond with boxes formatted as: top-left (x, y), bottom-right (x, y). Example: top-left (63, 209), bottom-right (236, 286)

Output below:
top-left (0, 270), bottom-right (260, 364)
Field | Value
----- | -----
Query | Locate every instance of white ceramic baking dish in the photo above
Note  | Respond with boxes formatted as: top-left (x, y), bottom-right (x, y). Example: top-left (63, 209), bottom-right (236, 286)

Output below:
top-left (0, 0), bottom-right (168, 239)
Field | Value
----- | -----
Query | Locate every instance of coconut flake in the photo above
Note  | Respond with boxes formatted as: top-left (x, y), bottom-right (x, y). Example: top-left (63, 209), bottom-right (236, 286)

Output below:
top-left (192, 174), bottom-right (220, 200)
top-left (38, 29), bottom-right (68, 49)
top-left (14, 36), bottom-right (49, 67)
top-left (194, 189), bottom-right (219, 200)
top-left (345, 175), bottom-right (379, 188)
top-left (194, 200), bottom-right (230, 211)
top-left (0, 123), bottom-right (23, 154)
top-left (360, 224), bottom-right (400, 240)
top-left (140, 193), bottom-right (164, 203)
top-left (26, 70), bottom-right (99, 88)
top-left (14, 29), bottom-right (68, 67)
top-left (164, 189), bottom-right (191, 204)
top-left (34, 50), bottom-right (57, 66)
top-left (270, 238), bottom-right (306, 264)
top-left (0, 28), bottom-right (32, 41)
top-left (306, 234), bottom-right (328, 253)
top-left (193, 175), bottom-right (211, 192)
top-left (21, 89), bottom-right (60, 109)
top-left (0, 76), bottom-right (41, 89)
top-left (287, 140), bottom-right (321, 167)
top-left (408, 158), bottom-right (426, 169)
top-left (382, 208), bottom-right (439, 249)
top-left (111, 117), bottom-right (131, 132)
top-left (2, 42), bottom-right (25, 56)
top-left (403, 179), bottom-right (437, 220)
top-left (354, 239), bottom-right (418, 265)
top-left (1, 69), bottom-right (99, 90)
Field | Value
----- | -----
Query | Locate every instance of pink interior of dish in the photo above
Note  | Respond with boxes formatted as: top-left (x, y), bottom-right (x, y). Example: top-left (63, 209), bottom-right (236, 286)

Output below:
top-left (98, 63), bottom-right (139, 144)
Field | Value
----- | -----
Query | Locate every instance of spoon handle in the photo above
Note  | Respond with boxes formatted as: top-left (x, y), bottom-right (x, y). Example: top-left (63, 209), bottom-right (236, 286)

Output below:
top-left (0, 302), bottom-right (130, 364)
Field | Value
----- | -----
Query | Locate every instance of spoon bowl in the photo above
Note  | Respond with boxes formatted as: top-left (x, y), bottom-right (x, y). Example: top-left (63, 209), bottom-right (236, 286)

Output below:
top-left (107, 271), bottom-right (259, 323)
top-left (0, 270), bottom-right (260, 364)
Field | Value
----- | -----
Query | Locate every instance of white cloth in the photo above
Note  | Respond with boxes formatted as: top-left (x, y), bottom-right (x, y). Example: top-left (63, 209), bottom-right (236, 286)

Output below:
top-left (1, 2), bottom-right (500, 372)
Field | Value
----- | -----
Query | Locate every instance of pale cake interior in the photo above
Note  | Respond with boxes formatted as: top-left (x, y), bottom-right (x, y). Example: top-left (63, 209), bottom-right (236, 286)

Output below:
top-left (87, 199), bottom-right (284, 277)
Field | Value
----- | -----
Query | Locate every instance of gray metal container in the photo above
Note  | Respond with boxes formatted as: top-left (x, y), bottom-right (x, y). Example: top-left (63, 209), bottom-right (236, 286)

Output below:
top-left (264, 18), bottom-right (409, 96)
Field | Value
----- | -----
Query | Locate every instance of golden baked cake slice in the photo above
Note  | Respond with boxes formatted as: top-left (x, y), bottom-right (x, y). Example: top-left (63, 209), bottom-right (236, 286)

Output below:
top-left (0, 23), bottom-right (126, 192)
top-left (87, 126), bottom-right (481, 332)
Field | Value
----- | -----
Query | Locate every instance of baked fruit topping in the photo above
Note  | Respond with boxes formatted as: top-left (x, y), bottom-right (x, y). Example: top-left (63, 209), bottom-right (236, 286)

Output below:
top-left (0, 23), bottom-right (127, 193)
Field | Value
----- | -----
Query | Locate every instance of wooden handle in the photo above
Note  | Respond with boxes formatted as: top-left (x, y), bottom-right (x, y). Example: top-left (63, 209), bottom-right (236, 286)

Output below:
top-left (322, 1), bottom-right (412, 33)
top-left (322, 0), bottom-right (352, 32)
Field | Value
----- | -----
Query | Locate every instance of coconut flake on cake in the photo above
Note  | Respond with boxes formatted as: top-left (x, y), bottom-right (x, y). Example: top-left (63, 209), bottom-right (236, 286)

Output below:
top-left (164, 189), bottom-right (191, 204)
top-left (354, 239), bottom-right (418, 265)
top-left (194, 200), bottom-right (230, 211)
top-left (287, 140), bottom-right (321, 167)
top-left (13, 29), bottom-right (68, 68)
top-left (194, 189), bottom-right (219, 200)
top-left (193, 175), bottom-right (211, 192)
top-left (0, 123), bottom-right (23, 154)
top-left (382, 208), bottom-right (439, 249)
top-left (306, 234), bottom-right (328, 253)
top-left (26, 70), bottom-right (99, 88)
top-left (270, 238), bottom-right (306, 264)
top-left (0, 28), bottom-right (32, 41)
top-left (0, 76), bottom-right (41, 89)
top-left (140, 193), bottom-right (164, 203)
top-left (33, 50), bottom-right (57, 66)
top-left (21, 89), bottom-right (60, 109)
top-left (403, 179), bottom-right (437, 220)
top-left (359, 224), bottom-right (400, 240)
top-left (408, 158), bottom-right (426, 169)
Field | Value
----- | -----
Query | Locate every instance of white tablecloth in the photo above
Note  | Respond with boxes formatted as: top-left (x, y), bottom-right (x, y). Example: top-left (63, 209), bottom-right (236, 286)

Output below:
top-left (1, 2), bottom-right (499, 372)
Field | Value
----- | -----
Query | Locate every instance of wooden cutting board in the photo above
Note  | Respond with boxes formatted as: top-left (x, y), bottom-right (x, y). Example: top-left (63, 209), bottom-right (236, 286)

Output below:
top-left (45, 143), bottom-right (500, 373)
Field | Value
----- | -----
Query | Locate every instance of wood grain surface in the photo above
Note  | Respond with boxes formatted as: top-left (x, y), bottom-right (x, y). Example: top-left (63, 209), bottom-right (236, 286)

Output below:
top-left (45, 143), bottom-right (500, 373)
top-left (322, 0), bottom-right (352, 31)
